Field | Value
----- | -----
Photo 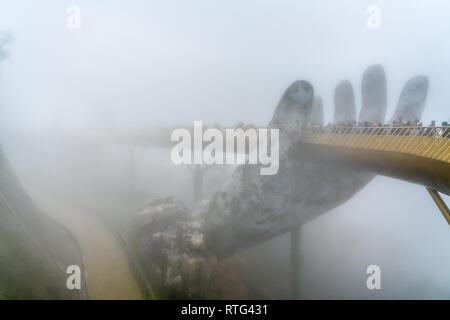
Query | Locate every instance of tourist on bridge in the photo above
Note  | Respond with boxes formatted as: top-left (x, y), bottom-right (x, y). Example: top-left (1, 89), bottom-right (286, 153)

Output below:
top-left (442, 121), bottom-right (449, 138)
top-left (426, 120), bottom-right (437, 137)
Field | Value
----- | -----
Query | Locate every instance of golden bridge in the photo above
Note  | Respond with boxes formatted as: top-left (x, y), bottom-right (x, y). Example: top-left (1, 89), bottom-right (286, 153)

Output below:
top-left (69, 123), bottom-right (450, 225)
top-left (298, 125), bottom-right (450, 225)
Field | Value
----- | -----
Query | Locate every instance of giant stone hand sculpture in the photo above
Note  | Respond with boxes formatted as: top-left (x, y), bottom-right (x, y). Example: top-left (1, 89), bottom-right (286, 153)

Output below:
top-left (137, 65), bottom-right (429, 298)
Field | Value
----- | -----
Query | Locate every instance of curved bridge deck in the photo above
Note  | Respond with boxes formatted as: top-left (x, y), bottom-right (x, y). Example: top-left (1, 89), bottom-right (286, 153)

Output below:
top-left (299, 125), bottom-right (449, 195)
top-left (297, 125), bottom-right (450, 224)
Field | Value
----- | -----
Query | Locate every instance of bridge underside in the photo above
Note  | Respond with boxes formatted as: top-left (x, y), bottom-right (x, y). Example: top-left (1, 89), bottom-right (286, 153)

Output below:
top-left (293, 142), bottom-right (450, 196)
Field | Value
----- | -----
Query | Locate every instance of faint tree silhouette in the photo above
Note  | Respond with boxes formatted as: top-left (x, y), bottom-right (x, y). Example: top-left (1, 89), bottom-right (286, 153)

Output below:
top-left (0, 31), bottom-right (13, 61)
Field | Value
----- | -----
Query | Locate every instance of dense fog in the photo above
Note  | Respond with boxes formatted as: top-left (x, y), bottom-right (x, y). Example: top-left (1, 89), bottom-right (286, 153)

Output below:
top-left (0, 0), bottom-right (449, 299)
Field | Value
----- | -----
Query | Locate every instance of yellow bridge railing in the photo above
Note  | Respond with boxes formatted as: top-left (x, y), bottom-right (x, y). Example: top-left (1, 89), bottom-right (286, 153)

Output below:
top-left (302, 125), bottom-right (450, 163)
top-left (300, 125), bottom-right (450, 225)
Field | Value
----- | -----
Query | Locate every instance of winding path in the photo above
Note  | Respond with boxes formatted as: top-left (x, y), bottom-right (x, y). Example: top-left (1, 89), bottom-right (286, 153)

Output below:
top-left (30, 192), bottom-right (143, 300)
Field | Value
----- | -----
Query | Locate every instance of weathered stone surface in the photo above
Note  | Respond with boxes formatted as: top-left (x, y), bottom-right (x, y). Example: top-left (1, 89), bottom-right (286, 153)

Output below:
top-left (137, 65), bottom-right (430, 297)
top-left (310, 96), bottom-right (324, 126)
top-left (136, 197), bottom-right (189, 234)
top-left (359, 65), bottom-right (387, 124)
top-left (391, 75), bottom-right (428, 123)
top-left (334, 80), bottom-right (356, 124)
top-left (137, 197), bottom-right (215, 298)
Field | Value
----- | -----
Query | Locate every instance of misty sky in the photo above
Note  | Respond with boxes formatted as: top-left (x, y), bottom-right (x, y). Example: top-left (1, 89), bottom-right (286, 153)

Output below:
top-left (0, 0), bottom-right (449, 131)
top-left (0, 0), bottom-right (449, 298)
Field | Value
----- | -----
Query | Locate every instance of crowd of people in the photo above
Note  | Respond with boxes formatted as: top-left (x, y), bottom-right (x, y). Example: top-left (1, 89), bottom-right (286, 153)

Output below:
top-left (309, 118), bottom-right (450, 138)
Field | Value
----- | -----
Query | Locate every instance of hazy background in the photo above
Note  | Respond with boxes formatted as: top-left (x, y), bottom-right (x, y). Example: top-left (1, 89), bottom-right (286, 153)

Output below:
top-left (0, 0), bottom-right (449, 299)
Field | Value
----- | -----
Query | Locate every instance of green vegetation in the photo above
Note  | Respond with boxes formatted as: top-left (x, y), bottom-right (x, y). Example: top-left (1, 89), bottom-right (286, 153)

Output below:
top-left (0, 229), bottom-right (58, 299)
top-left (0, 151), bottom-right (79, 299)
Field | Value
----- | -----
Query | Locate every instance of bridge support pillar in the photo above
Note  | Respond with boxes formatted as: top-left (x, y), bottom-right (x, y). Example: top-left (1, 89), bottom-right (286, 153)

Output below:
top-left (290, 226), bottom-right (302, 299)
top-left (427, 188), bottom-right (450, 226)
